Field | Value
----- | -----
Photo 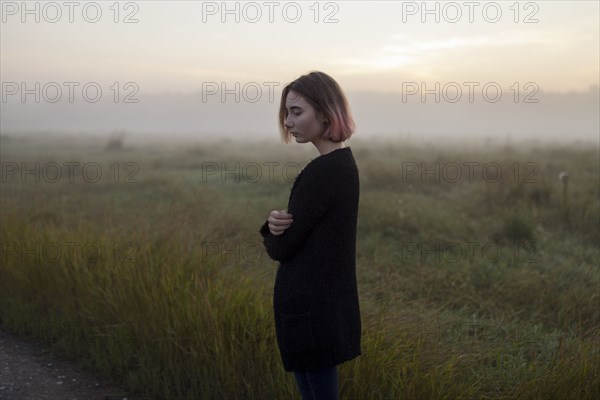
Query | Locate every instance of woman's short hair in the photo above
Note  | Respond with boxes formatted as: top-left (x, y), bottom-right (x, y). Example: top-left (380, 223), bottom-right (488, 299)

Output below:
top-left (278, 71), bottom-right (355, 143)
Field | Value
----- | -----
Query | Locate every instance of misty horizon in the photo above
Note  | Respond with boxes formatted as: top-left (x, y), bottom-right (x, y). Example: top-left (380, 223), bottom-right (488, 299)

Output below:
top-left (2, 84), bottom-right (598, 147)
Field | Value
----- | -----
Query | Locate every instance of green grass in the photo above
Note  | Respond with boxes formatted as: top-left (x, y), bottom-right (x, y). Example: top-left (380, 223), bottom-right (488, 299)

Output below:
top-left (1, 133), bottom-right (598, 399)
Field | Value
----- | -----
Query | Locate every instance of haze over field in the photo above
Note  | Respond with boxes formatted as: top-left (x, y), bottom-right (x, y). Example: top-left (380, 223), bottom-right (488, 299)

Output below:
top-left (1, 1), bottom-right (598, 145)
top-left (1, 87), bottom-right (598, 145)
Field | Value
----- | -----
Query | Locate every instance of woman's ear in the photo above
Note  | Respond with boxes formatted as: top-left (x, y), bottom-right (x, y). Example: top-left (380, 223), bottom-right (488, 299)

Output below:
top-left (317, 111), bottom-right (328, 124)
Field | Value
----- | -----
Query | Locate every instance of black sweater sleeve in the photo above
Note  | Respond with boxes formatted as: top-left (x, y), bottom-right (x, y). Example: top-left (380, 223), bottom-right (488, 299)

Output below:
top-left (259, 165), bottom-right (333, 262)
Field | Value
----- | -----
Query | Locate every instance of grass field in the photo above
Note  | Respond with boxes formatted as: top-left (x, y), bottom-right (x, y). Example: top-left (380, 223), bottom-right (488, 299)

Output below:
top-left (1, 133), bottom-right (598, 399)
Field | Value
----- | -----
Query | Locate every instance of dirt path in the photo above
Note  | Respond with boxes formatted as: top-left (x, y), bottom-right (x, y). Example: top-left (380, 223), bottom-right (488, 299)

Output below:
top-left (0, 329), bottom-right (147, 400)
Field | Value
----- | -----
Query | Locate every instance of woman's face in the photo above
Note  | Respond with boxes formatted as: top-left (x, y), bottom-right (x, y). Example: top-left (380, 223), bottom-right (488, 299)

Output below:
top-left (284, 90), bottom-right (327, 144)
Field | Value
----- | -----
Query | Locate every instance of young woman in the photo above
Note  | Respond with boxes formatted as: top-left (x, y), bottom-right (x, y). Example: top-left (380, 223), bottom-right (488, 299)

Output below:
top-left (259, 71), bottom-right (361, 400)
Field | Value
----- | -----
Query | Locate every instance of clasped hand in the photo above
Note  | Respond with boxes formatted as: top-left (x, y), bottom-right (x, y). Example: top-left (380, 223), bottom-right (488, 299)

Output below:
top-left (267, 209), bottom-right (294, 236)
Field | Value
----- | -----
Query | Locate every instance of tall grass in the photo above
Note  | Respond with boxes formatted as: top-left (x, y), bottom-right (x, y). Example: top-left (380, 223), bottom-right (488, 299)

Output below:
top-left (1, 135), bottom-right (598, 399)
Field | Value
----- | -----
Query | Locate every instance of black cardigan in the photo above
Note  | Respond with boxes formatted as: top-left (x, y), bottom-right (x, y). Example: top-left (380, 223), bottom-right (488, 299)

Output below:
top-left (259, 146), bottom-right (362, 372)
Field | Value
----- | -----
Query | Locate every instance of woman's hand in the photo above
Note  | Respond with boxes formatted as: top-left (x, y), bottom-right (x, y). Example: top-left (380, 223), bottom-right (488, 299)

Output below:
top-left (267, 209), bottom-right (294, 236)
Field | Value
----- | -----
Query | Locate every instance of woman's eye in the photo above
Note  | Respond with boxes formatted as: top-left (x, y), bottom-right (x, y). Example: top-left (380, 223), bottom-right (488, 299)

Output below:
top-left (294, 112), bottom-right (301, 116)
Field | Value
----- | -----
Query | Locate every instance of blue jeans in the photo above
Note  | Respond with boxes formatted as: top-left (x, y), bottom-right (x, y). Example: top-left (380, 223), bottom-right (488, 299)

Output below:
top-left (292, 365), bottom-right (339, 400)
